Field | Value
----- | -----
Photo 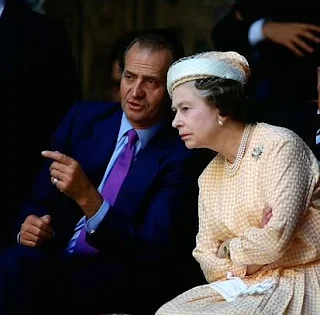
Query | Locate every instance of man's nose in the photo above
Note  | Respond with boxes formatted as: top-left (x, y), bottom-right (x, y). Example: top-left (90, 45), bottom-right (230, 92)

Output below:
top-left (132, 81), bottom-right (145, 98)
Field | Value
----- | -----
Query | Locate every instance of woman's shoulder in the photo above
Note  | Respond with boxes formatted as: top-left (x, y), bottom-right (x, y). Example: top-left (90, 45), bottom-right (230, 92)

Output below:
top-left (253, 123), bottom-right (318, 166)
top-left (252, 122), bottom-right (309, 152)
top-left (255, 123), bottom-right (302, 143)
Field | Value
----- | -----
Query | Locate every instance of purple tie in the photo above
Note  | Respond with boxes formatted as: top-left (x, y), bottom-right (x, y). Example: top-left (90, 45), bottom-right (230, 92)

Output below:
top-left (73, 129), bottom-right (138, 255)
top-left (101, 129), bottom-right (139, 205)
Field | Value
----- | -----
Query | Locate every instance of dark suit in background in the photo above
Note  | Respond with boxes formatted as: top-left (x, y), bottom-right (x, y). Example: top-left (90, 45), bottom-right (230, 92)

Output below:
top-left (212, 0), bottom-right (320, 149)
top-left (0, 0), bottom-right (80, 248)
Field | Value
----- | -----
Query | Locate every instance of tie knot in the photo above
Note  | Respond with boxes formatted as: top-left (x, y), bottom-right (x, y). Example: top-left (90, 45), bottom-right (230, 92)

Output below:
top-left (127, 129), bottom-right (138, 146)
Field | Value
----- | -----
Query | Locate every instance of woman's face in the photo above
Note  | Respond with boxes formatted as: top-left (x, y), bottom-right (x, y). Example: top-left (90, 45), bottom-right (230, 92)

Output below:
top-left (171, 83), bottom-right (220, 149)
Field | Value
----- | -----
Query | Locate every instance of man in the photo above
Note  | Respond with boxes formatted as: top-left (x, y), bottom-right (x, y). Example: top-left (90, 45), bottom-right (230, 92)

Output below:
top-left (0, 0), bottom-right (79, 249)
top-left (0, 29), bottom-right (212, 315)
top-left (211, 0), bottom-right (320, 150)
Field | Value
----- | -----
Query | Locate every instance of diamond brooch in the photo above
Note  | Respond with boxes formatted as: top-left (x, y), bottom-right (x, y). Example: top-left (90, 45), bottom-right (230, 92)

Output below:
top-left (252, 146), bottom-right (264, 160)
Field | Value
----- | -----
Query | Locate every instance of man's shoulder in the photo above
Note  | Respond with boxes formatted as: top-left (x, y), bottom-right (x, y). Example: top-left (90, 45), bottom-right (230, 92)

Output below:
top-left (58, 101), bottom-right (122, 133)
top-left (71, 101), bottom-right (122, 119)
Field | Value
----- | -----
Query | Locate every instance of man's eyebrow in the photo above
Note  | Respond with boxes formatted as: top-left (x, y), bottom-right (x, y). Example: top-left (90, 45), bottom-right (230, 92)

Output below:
top-left (123, 69), bottom-right (134, 75)
top-left (123, 70), bottom-right (159, 82)
top-left (144, 75), bottom-right (159, 81)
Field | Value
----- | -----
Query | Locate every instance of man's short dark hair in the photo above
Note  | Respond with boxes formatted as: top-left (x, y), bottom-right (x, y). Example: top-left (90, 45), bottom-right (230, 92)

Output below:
top-left (119, 28), bottom-right (185, 72)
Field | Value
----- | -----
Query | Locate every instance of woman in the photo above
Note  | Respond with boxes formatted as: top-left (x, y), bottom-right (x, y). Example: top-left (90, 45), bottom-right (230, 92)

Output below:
top-left (156, 51), bottom-right (320, 314)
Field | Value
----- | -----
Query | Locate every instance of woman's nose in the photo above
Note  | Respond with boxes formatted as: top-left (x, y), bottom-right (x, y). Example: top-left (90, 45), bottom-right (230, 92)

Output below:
top-left (172, 112), bottom-right (180, 128)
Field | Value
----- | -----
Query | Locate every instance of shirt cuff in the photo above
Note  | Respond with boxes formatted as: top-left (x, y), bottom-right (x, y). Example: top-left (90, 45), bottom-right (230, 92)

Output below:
top-left (84, 199), bottom-right (110, 234)
top-left (248, 18), bottom-right (266, 46)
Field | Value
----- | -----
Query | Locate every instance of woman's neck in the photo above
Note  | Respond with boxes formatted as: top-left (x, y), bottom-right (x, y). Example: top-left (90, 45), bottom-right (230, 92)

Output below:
top-left (211, 121), bottom-right (252, 164)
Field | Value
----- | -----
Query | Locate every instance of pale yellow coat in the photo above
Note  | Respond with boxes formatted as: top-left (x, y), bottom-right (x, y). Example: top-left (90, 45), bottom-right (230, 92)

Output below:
top-left (156, 123), bottom-right (320, 315)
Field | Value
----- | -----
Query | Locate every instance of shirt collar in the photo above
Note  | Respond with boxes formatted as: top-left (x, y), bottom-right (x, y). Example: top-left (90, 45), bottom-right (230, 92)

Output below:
top-left (118, 112), bottom-right (161, 149)
top-left (0, 0), bottom-right (5, 17)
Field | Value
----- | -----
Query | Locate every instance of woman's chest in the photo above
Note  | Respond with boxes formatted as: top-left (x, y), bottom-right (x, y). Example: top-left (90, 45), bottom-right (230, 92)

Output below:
top-left (202, 164), bottom-right (266, 240)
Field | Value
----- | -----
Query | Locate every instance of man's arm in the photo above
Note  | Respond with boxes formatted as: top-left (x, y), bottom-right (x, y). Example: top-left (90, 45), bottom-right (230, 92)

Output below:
top-left (261, 21), bottom-right (320, 56)
top-left (14, 103), bottom-right (81, 242)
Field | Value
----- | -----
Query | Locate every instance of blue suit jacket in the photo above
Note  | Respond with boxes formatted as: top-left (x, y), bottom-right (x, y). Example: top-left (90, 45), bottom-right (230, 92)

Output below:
top-left (18, 101), bottom-right (213, 275)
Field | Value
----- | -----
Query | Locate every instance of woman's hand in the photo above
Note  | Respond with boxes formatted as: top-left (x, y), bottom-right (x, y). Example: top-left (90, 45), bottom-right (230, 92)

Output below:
top-left (246, 264), bottom-right (264, 276)
top-left (262, 206), bottom-right (272, 227)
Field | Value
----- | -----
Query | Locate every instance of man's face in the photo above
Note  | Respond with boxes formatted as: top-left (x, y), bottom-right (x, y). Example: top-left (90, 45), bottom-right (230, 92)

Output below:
top-left (120, 43), bottom-right (173, 129)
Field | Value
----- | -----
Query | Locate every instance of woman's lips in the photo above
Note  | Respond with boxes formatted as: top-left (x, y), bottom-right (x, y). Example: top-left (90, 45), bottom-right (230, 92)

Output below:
top-left (180, 134), bottom-right (191, 140)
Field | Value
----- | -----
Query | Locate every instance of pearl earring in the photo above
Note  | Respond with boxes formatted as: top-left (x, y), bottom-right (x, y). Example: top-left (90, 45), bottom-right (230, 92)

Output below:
top-left (218, 119), bottom-right (223, 126)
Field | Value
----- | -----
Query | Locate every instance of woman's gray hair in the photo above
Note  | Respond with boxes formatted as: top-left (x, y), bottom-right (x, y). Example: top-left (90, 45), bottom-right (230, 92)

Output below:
top-left (182, 76), bottom-right (252, 124)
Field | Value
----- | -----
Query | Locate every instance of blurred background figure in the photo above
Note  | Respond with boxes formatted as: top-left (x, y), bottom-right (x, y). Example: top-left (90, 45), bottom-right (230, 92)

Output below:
top-left (0, 0), bottom-right (80, 249)
top-left (316, 129), bottom-right (320, 160)
top-left (106, 31), bottom-right (138, 102)
top-left (211, 0), bottom-right (320, 152)
top-left (317, 66), bottom-right (320, 160)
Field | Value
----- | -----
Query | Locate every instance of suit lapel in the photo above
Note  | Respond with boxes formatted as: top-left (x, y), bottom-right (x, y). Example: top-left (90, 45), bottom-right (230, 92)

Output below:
top-left (76, 108), bottom-right (123, 188)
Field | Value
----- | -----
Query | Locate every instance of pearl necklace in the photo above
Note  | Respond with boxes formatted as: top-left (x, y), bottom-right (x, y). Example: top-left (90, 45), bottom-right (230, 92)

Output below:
top-left (224, 124), bottom-right (251, 177)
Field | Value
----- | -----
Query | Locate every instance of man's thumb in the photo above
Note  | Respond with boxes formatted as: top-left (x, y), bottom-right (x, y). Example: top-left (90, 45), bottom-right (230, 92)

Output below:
top-left (40, 215), bottom-right (51, 224)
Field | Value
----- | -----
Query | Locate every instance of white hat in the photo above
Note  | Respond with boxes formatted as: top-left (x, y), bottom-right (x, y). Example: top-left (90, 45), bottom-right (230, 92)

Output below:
top-left (167, 51), bottom-right (251, 98)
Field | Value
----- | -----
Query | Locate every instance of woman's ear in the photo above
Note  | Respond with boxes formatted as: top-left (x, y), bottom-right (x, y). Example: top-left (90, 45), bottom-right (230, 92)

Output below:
top-left (218, 117), bottom-right (224, 126)
top-left (217, 111), bottom-right (226, 126)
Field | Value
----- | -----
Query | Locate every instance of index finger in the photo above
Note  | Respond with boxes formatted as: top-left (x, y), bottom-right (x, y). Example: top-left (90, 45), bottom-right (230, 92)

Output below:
top-left (304, 23), bottom-right (320, 33)
top-left (263, 206), bottom-right (272, 216)
top-left (300, 30), bottom-right (320, 44)
top-left (41, 150), bottom-right (73, 166)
